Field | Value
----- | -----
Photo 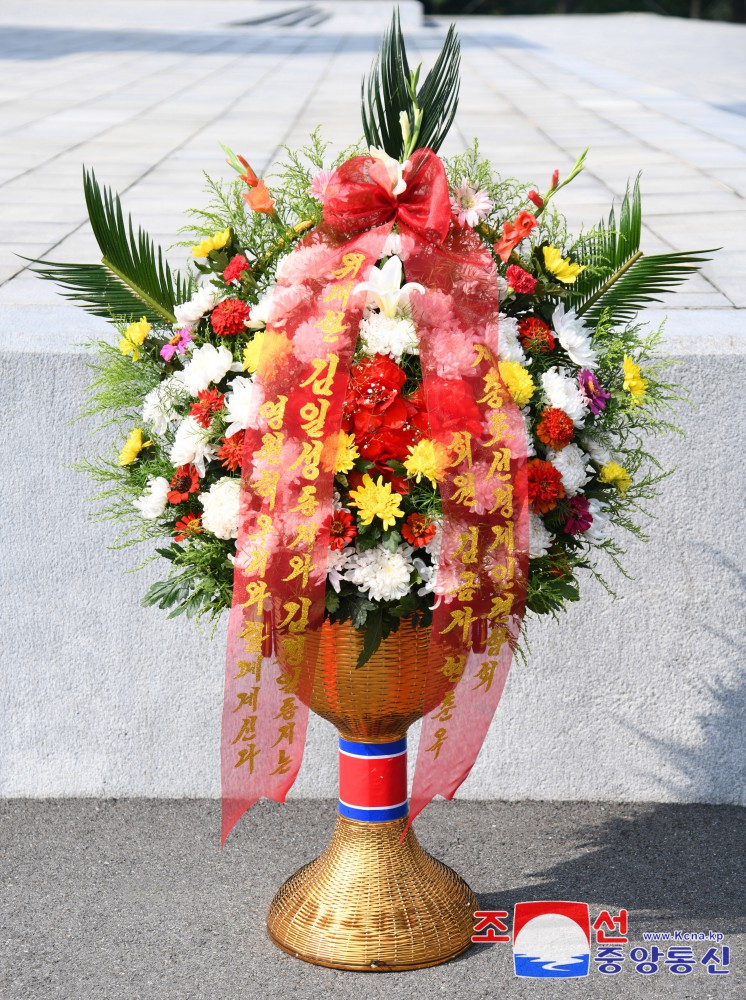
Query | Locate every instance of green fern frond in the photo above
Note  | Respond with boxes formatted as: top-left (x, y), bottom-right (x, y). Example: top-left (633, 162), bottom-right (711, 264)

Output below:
top-left (361, 10), bottom-right (460, 158)
top-left (569, 176), bottom-right (713, 325)
top-left (26, 169), bottom-right (193, 325)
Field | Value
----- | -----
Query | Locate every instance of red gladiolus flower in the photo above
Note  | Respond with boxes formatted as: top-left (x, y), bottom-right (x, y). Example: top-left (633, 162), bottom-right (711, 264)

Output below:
top-left (223, 254), bottom-right (250, 284)
top-left (211, 298), bottom-right (250, 336)
top-left (189, 388), bottom-right (225, 428)
top-left (217, 431), bottom-right (245, 472)
top-left (563, 495), bottom-right (592, 536)
top-left (550, 169), bottom-right (559, 191)
top-left (243, 180), bottom-right (275, 215)
top-left (167, 464), bottom-right (199, 504)
top-left (402, 513), bottom-right (436, 548)
top-left (174, 511), bottom-right (202, 542)
top-left (527, 189), bottom-right (544, 209)
top-left (493, 210), bottom-right (538, 262)
top-left (237, 155), bottom-right (259, 188)
top-left (518, 316), bottom-right (555, 353)
top-left (327, 510), bottom-right (357, 551)
top-left (506, 264), bottom-right (537, 295)
top-left (527, 458), bottom-right (565, 514)
top-left (536, 407), bottom-right (575, 450)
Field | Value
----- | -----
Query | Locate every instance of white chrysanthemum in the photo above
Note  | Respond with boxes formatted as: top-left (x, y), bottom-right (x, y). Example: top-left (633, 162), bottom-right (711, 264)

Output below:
top-left (178, 343), bottom-right (236, 397)
top-left (547, 443), bottom-right (591, 497)
top-left (224, 376), bottom-right (265, 438)
top-left (133, 477), bottom-right (169, 520)
top-left (529, 512), bottom-right (553, 559)
top-left (359, 311), bottom-right (418, 361)
top-left (413, 555), bottom-right (437, 597)
top-left (246, 284), bottom-right (274, 330)
top-left (142, 377), bottom-right (188, 434)
top-left (173, 284), bottom-right (222, 326)
top-left (541, 367), bottom-right (588, 428)
top-left (586, 498), bottom-right (611, 544)
top-left (200, 477), bottom-right (241, 540)
top-left (581, 433), bottom-right (612, 467)
top-left (327, 546), bottom-right (353, 593)
top-left (496, 313), bottom-right (527, 364)
top-left (169, 416), bottom-right (217, 477)
top-left (552, 303), bottom-right (597, 370)
top-left (522, 407), bottom-right (536, 458)
top-left (344, 544), bottom-right (414, 603)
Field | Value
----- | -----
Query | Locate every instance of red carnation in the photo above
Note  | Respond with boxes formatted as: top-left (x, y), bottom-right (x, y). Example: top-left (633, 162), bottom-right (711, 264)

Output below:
top-left (217, 430), bottom-right (245, 472)
top-left (536, 407), bottom-right (574, 450)
top-left (327, 510), bottom-right (357, 551)
top-left (527, 458), bottom-right (565, 514)
top-left (518, 316), bottom-right (555, 353)
top-left (174, 511), bottom-right (202, 542)
top-left (167, 464), bottom-right (199, 504)
top-left (506, 265), bottom-right (537, 295)
top-left (189, 388), bottom-right (225, 428)
top-left (211, 298), bottom-right (250, 336)
top-left (223, 254), bottom-right (250, 284)
top-left (402, 513), bottom-right (436, 549)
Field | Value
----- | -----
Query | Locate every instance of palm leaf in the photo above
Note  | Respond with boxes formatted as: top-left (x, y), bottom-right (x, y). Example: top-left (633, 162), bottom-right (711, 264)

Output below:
top-left (569, 176), bottom-right (713, 325)
top-left (26, 169), bottom-right (193, 325)
top-left (361, 10), bottom-right (460, 158)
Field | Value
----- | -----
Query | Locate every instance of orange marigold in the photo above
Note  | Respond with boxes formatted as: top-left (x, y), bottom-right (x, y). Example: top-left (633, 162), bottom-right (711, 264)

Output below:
top-left (536, 407), bottom-right (574, 450)
top-left (527, 458), bottom-right (565, 514)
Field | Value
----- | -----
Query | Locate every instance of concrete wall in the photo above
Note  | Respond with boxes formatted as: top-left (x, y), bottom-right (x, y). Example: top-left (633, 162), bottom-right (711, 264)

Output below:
top-left (2, 312), bottom-right (744, 804)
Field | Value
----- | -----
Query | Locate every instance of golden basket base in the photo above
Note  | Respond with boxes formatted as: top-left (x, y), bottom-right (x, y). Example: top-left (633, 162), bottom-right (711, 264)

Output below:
top-left (266, 813), bottom-right (477, 971)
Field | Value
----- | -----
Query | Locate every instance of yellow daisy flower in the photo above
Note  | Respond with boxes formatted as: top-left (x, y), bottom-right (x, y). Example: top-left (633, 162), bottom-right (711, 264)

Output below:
top-left (118, 427), bottom-right (152, 466)
top-left (191, 227), bottom-right (231, 259)
top-left (543, 245), bottom-right (585, 284)
top-left (118, 317), bottom-right (150, 361)
top-left (348, 474), bottom-right (404, 530)
top-left (498, 360), bottom-right (535, 407)
top-left (622, 355), bottom-right (648, 408)
top-left (403, 439), bottom-right (448, 486)
top-left (334, 432), bottom-right (359, 475)
top-left (599, 461), bottom-right (632, 496)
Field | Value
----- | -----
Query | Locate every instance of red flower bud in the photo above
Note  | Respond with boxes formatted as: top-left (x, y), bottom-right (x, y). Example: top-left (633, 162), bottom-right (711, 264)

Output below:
top-left (550, 169), bottom-right (560, 191)
top-left (527, 189), bottom-right (544, 209)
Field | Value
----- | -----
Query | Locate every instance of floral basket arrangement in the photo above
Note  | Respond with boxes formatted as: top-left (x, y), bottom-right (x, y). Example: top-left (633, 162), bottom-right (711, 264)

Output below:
top-left (34, 13), bottom-right (708, 972)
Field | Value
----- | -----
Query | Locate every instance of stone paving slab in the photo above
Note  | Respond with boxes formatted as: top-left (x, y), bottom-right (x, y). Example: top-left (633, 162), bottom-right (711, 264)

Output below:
top-left (1, 799), bottom-right (744, 999)
top-left (0, 3), bottom-right (743, 337)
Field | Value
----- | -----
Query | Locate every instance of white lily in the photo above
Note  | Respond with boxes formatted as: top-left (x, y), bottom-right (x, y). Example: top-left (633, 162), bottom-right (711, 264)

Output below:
top-left (353, 255), bottom-right (424, 318)
top-left (369, 147), bottom-right (410, 197)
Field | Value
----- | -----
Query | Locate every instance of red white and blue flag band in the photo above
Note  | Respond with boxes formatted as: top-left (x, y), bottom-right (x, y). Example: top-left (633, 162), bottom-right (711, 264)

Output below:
top-left (338, 736), bottom-right (409, 823)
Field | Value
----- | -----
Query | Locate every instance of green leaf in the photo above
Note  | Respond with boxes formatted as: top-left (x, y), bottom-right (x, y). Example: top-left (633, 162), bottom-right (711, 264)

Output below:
top-left (350, 597), bottom-right (376, 629)
top-left (568, 176), bottom-right (713, 325)
top-left (26, 169), bottom-right (193, 325)
top-left (325, 590), bottom-right (341, 613)
top-left (361, 10), bottom-right (460, 158)
top-left (356, 607), bottom-right (384, 668)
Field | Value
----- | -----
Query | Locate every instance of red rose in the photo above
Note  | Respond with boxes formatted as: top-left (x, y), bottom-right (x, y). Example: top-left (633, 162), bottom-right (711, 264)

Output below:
top-left (506, 265), bottom-right (537, 296)
top-left (211, 298), bottom-right (250, 336)
top-left (345, 354), bottom-right (406, 417)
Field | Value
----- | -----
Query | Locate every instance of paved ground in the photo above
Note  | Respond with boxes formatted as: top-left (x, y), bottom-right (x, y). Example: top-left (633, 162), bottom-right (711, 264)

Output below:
top-left (1, 799), bottom-right (744, 998)
top-left (0, 1), bottom-right (744, 350)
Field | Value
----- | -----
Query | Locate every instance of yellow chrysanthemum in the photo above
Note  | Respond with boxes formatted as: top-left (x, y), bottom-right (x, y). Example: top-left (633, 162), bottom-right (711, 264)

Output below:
top-left (599, 461), bottom-right (632, 496)
top-left (622, 355), bottom-right (648, 408)
top-left (403, 439), bottom-right (448, 486)
top-left (334, 432), bottom-right (359, 475)
top-left (118, 427), bottom-right (152, 467)
top-left (191, 227), bottom-right (231, 259)
top-left (242, 329), bottom-right (292, 376)
top-left (498, 360), bottom-right (535, 407)
top-left (543, 245), bottom-right (585, 284)
top-left (348, 474), bottom-right (404, 530)
top-left (118, 317), bottom-right (150, 361)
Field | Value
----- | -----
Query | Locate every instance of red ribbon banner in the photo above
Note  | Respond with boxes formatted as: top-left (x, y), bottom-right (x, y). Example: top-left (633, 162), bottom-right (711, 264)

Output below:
top-left (221, 148), bottom-right (528, 843)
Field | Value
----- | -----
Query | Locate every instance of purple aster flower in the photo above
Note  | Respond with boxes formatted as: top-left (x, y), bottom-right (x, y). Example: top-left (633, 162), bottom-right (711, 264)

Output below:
top-left (578, 368), bottom-right (611, 415)
top-left (563, 495), bottom-right (592, 536)
top-left (160, 327), bottom-right (193, 361)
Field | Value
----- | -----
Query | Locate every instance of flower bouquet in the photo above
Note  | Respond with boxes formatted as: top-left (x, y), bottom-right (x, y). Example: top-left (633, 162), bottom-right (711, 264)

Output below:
top-left (33, 12), bottom-right (708, 972)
